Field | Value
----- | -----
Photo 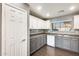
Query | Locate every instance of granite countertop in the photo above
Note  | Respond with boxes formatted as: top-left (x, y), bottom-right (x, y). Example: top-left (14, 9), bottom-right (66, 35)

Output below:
top-left (47, 31), bottom-right (79, 36)
top-left (30, 31), bottom-right (79, 36)
top-left (30, 32), bottom-right (46, 36)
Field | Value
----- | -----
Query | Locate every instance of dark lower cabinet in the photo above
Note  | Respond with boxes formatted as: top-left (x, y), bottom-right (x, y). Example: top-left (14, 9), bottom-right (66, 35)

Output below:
top-left (43, 34), bottom-right (47, 45)
top-left (30, 38), bottom-right (37, 54)
top-left (70, 38), bottom-right (79, 52)
top-left (63, 37), bottom-right (71, 50)
top-left (55, 36), bottom-right (63, 48)
top-left (30, 34), bottom-right (47, 54)
top-left (31, 34), bottom-right (79, 54)
top-left (55, 35), bottom-right (79, 53)
top-left (36, 36), bottom-right (41, 50)
top-left (40, 35), bottom-right (44, 47)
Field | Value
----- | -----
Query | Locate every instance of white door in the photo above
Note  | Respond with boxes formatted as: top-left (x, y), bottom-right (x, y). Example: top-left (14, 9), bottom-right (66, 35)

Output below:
top-left (4, 4), bottom-right (27, 56)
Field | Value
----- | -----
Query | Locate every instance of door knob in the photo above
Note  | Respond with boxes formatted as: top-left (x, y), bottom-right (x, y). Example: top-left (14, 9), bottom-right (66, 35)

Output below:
top-left (22, 39), bottom-right (26, 42)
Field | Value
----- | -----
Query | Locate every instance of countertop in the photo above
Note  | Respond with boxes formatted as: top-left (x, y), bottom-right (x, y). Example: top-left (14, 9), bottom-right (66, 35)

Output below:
top-left (47, 31), bottom-right (79, 36)
top-left (46, 31), bottom-right (79, 39)
top-left (30, 32), bottom-right (46, 36)
top-left (30, 31), bottom-right (79, 36)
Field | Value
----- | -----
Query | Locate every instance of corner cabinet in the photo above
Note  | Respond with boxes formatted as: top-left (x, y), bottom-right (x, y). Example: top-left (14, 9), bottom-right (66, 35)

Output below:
top-left (30, 34), bottom-right (47, 54)
top-left (30, 15), bottom-right (51, 29)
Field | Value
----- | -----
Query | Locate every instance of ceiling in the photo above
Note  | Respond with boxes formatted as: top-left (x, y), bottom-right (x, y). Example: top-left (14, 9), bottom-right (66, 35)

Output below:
top-left (29, 3), bottom-right (79, 20)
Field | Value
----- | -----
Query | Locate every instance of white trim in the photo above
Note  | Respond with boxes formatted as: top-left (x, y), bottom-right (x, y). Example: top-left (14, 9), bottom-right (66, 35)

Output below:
top-left (5, 3), bottom-right (27, 12)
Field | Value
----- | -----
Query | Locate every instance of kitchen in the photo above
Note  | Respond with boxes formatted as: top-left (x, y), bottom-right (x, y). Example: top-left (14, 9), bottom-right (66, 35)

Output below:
top-left (0, 3), bottom-right (79, 56)
top-left (29, 3), bottom-right (79, 56)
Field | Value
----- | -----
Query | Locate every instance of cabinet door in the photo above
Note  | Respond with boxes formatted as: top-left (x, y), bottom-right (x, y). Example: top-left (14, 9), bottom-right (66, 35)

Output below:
top-left (46, 20), bottom-right (51, 29)
top-left (36, 36), bottom-right (41, 49)
top-left (30, 16), bottom-right (33, 29)
top-left (70, 38), bottom-right (79, 52)
top-left (43, 34), bottom-right (47, 45)
top-left (55, 36), bottom-right (59, 47)
top-left (74, 15), bottom-right (79, 29)
top-left (30, 15), bottom-right (38, 29)
top-left (39, 35), bottom-right (44, 47)
top-left (40, 20), bottom-right (44, 29)
top-left (63, 37), bottom-right (70, 50)
top-left (40, 35), bottom-right (43, 47)
top-left (55, 36), bottom-right (63, 48)
top-left (30, 38), bottom-right (37, 53)
top-left (37, 34), bottom-right (47, 48)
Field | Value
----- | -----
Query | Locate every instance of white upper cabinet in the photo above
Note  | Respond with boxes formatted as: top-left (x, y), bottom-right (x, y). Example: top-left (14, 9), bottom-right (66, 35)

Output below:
top-left (30, 15), bottom-right (39, 29)
top-left (45, 20), bottom-right (51, 29)
top-left (73, 15), bottom-right (79, 29)
top-left (30, 15), bottom-right (51, 29)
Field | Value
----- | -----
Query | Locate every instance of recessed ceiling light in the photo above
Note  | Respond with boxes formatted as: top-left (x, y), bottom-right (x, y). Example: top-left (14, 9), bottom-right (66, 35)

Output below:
top-left (46, 13), bottom-right (50, 17)
top-left (69, 6), bottom-right (75, 10)
top-left (37, 6), bottom-right (42, 11)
